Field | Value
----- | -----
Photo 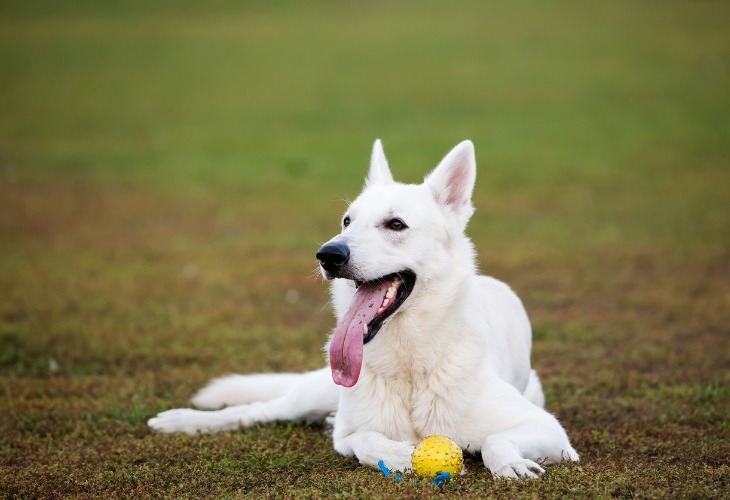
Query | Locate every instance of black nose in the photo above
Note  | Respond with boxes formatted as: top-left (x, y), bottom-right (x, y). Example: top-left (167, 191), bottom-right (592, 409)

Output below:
top-left (316, 242), bottom-right (350, 274)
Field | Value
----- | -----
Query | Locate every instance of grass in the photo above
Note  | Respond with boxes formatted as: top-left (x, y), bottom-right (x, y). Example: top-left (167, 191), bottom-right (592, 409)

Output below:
top-left (1, 0), bottom-right (728, 497)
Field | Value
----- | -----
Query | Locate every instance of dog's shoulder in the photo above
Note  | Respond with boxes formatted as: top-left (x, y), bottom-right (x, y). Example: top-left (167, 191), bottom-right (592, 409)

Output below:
top-left (468, 274), bottom-right (525, 309)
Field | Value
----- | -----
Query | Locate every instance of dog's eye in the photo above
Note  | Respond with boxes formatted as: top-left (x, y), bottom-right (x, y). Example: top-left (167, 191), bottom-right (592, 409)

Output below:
top-left (386, 218), bottom-right (407, 231)
top-left (343, 216), bottom-right (351, 228)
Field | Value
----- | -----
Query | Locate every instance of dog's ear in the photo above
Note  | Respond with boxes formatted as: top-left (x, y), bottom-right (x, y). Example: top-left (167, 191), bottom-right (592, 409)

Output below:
top-left (425, 140), bottom-right (476, 224)
top-left (366, 139), bottom-right (394, 186)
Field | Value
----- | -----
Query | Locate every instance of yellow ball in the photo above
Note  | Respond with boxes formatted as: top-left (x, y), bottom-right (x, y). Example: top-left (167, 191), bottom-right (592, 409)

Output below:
top-left (411, 435), bottom-right (464, 478)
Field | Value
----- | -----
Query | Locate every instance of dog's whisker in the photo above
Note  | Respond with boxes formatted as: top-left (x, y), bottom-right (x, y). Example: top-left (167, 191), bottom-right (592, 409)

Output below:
top-left (318, 297), bottom-right (332, 314)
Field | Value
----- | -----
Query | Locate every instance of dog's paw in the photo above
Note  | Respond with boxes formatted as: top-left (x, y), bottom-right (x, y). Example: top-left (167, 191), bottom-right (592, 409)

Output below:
top-left (147, 408), bottom-right (233, 435)
top-left (491, 459), bottom-right (545, 480)
top-left (563, 446), bottom-right (580, 462)
top-left (372, 442), bottom-right (416, 473)
top-left (375, 455), bottom-right (413, 474)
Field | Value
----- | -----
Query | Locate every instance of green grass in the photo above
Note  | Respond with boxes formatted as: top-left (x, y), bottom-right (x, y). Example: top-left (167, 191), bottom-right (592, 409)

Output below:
top-left (1, 0), bottom-right (728, 497)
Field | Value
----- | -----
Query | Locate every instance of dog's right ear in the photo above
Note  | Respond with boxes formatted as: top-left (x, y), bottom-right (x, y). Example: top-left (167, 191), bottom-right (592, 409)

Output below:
top-left (424, 140), bottom-right (476, 228)
top-left (365, 139), bottom-right (394, 186)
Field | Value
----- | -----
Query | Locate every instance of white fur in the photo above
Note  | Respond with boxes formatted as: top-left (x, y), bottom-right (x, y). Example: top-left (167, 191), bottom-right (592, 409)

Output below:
top-left (148, 140), bottom-right (579, 479)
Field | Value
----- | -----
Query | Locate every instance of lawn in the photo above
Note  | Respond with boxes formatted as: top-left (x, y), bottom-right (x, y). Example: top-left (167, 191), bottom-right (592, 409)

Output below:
top-left (1, 0), bottom-right (728, 497)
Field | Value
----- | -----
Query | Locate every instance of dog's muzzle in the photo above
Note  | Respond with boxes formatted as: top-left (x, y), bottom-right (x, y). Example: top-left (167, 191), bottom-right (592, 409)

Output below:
top-left (316, 242), bottom-right (350, 275)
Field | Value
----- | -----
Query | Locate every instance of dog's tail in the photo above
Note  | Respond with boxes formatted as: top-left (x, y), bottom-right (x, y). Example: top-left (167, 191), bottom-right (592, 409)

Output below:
top-left (192, 371), bottom-right (318, 409)
top-left (523, 369), bottom-right (546, 408)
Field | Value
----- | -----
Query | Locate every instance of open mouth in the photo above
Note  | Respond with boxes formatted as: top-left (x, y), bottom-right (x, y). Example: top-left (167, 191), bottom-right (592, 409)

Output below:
top-left (329, 270), bottom-right (416, 387)
top-left (356, 271), bottom-right (416, 344)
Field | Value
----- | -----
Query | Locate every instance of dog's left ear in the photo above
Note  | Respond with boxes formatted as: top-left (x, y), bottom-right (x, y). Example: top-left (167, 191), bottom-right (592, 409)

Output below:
top-left (425, 140), bottom-right (476, 225)
top-left (366, 139), bottom-right (394, 186)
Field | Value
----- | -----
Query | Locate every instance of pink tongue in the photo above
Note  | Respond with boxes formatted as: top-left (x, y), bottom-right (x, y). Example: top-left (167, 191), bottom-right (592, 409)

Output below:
top-left (329, 280), bottom-right (391, 387)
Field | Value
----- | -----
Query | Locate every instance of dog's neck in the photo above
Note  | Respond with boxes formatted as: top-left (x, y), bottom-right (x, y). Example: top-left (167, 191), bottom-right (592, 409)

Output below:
top-left (363, 244), bottom-right (481, 379)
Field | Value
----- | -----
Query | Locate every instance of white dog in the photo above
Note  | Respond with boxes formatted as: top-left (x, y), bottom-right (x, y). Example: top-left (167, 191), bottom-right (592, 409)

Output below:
top-left (148, 140), bottom-right (579, 479)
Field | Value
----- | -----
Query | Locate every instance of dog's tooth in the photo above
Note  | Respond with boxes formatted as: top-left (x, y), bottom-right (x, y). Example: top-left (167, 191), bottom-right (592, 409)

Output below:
top-left (385, 288), bottom-right (395, 299)
top-left (379, 292), bottom-right (392, 312)
top-left (363, 324), bottom-right (368, 336)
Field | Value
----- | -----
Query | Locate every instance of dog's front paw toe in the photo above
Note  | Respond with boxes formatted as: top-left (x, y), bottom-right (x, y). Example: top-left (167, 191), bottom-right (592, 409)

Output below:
top-left (492, 459), bottom-right (545, 480)
top-left (563, 447), bottom-right (580, 462)
top-left (367, 442), bottom-right (416, 474)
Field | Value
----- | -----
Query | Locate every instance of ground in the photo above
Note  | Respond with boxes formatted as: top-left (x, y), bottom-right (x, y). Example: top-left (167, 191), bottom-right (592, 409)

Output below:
top-left (1, 1), bottom-right (728, 497)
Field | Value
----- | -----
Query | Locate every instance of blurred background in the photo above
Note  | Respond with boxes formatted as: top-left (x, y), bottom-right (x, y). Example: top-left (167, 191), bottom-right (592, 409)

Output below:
top-left (2, 0), bottom-right (729, 408)
top-left (2, 0), bottom-right (728, 409)
top-left (1, 0), bottom-right (728, 496)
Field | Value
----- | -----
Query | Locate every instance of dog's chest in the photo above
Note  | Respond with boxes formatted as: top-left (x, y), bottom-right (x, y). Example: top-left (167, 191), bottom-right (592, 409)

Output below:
top-left (356, 319), bottom-right (485, 442)
top-left (362, 360), bottom-right (475, 441)
top-left (408, 378), bottom-right (466, 437)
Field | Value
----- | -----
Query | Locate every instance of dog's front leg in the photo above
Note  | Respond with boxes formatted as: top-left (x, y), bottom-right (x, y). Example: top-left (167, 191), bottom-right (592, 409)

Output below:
top-left (334, 431), bottom-right (416, 472)
top-left (481, 420), bottom-right (579, 479)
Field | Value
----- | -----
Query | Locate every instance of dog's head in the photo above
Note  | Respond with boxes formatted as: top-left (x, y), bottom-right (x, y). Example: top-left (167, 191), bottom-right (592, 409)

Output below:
top-left (317, 140), bottom-right (478, 387)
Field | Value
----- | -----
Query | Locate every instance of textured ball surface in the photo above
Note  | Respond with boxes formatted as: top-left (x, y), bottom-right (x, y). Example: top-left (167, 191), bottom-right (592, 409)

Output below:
top-left (411, 435), bottom-right (464, 478)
